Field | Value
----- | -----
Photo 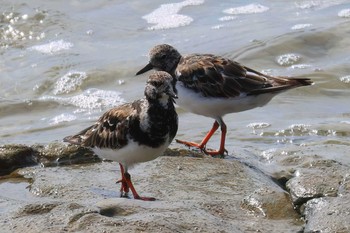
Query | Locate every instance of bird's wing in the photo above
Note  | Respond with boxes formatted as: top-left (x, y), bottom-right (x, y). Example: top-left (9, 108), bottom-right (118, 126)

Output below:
top-left (176, 54), bottom-right (275, 98)
top-left (63, 103), bottom-right (136, 149)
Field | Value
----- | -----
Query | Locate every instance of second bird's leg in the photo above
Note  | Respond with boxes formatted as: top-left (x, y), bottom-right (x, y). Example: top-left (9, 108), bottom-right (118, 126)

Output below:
top-left (176, 121), bottom-right (220, 152)
top-left (117, 163), bottom-right (129, 198)
top-left (203, 120), bottom-right (227, 156)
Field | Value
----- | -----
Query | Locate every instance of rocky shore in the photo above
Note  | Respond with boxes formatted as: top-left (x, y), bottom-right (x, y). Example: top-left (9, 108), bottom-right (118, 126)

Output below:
top-left (0, 142), bottom-right (349, 232)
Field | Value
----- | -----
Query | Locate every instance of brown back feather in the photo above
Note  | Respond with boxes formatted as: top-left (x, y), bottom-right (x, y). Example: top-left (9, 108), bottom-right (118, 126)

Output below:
top-left (63, 103), bottom-right (135, 149)
top-left (176, 54), bottom-right (313, 98)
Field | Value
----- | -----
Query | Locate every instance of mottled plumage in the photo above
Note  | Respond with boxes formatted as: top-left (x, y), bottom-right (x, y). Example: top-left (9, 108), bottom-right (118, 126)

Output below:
top-left (64, 71), bottom-right (178, 200)
top-left (136, 44), bottom-right (313, 155)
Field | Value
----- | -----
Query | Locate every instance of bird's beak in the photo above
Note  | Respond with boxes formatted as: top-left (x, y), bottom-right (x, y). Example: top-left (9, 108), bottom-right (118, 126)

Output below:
top-left (166, 88), bottom-right (178, 99)
top-left (136, 63), bottom-right (153, 75)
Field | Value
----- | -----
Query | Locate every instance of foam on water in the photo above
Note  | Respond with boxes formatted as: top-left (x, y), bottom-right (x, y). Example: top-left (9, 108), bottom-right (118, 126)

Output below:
top-left (28, 39), bottom-right (73, 54)
top-left (339, 75), bottom-right (350, 84)
top-left (53, 71), bottom-right (88, 95)
top-left (295, 1), bottom-right (348, 10)
top-left (142, 0), bottom-right (204, 30)
top-left (211, 24), bottom-right (224, 30)
top-left (247, 122), bottom-right (271, 136)
top-left (276, 53), bottom-right (301, 66)
top-left (290, 64), bottom-right (312, 69)
top-left (260, 148), bottom-right (277, 161)
top-left (223, 3), bottom-right (269, 15)
top-left (48, 113), bottom-right (77, 125)
top-left (275, 124), bottom-right (312, 137)
top-left (338, 9), bottom-right (350, 18)
top-left (40, 88), bottom-right (125, 111)
top-left (291, 24), bottom-right (312, 30)
top-left (295, 1), bottom-right (319, 9)
top-left (247, 122), bottom-right (271, 129)
top-left (218, 16), bottom-right (237, 21)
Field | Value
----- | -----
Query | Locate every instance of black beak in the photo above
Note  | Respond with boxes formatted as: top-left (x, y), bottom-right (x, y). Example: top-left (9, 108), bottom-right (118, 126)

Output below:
top-left (136, 63), bottom-right (153, 75)
top-left (166, 88), bottom-right (178, 99)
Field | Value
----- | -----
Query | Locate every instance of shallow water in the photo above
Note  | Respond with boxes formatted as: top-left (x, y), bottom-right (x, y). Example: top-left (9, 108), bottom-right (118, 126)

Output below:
top-left (1, 0), bottom-right (350, 168)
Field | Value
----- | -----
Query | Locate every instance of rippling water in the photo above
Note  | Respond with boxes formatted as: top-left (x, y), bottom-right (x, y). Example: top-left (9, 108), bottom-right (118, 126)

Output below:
top-left (1, 1), bottom-right (350, 167)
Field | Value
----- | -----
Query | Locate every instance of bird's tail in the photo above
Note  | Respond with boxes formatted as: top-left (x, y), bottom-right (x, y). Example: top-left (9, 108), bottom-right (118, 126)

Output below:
top-left (63, 125), bottom-right (95, 146)
top-left (248, 76), bottom-right (313, 95)
top-left (286, 77), bottom-right (313, 86)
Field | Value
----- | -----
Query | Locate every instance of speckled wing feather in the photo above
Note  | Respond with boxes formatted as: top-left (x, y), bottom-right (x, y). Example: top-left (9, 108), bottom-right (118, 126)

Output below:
top-left (63, 103), bottom-right (136, 149)
top-left (243, 66), bottom-right (313, 95)
top-left (176, 54), bottom-right (273, 98)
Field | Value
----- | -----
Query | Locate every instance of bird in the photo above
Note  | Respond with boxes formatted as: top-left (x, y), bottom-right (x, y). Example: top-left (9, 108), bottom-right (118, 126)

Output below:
top-left (64, 71), bottom-right (178, 201)
top-left (136, 44), bottom-right (313, 156)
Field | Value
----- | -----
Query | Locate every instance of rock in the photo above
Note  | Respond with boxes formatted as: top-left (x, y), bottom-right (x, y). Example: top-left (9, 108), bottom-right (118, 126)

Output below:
top-left (286, 173), bottom-right (339, 206)
top-left (241, 187), bottom-right (299, 220)
top-left (266, 144), bottom-right (350, 232)
top-left (0, 144), bottom-right (35, 175)
top-left (0, 156), bottom-right (303, 233)
top-left (16, 203), bottom-right (60, 217)
top-left (285, 159), bottom-right (345, 209)
top-left (163, 147), bottom-right (204, 158)
top-left (0, 143), bottom-right (100, 175)
top-left (303, 195), bottom-right (350, 233)
top-left (32, 142), bottom-right (100, 166)
top-left (2, 142), bottom-right (349, 232)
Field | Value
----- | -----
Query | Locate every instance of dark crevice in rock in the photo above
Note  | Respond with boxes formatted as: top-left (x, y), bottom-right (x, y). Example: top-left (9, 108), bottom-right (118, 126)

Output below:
top-left (270, 170), bottom-right (294, 192)
top-left (99, 206), bottom-right (132, 217)
top-left (270, 176), bottom-right (290, 191)
top-left (240, 159), bottom-right (292, 192)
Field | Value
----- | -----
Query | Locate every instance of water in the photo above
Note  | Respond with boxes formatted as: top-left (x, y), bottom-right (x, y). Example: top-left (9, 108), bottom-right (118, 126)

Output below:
top-left (1, 1), bottom-right (350, 168)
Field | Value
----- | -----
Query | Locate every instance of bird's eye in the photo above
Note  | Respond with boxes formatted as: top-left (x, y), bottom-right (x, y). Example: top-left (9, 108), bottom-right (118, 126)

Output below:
top-left (151, 81), bottom-right (161, 87)
top-left (160, 54), bottom-right (167, 60)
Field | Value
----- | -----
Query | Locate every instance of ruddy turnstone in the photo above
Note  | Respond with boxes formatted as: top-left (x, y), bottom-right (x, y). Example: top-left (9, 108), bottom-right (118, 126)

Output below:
top-left (136, 44), bottom-right (313, 156)
top-left (64, 71), bottom-right (178, 201)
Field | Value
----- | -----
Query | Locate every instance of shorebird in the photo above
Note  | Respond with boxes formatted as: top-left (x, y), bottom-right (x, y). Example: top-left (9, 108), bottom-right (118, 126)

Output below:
top-left (136, 44), bottom-right (312, 156)
top-left (64, 71), bottom-right (178, 201)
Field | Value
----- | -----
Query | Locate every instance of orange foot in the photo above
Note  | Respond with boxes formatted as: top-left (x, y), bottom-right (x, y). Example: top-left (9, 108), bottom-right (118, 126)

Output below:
top-left (175, 139), bottom-right (204, 150)
top-left (203, 148), bottom-right (228, 157)
top-left (176, 139), bottom-right (227, 157)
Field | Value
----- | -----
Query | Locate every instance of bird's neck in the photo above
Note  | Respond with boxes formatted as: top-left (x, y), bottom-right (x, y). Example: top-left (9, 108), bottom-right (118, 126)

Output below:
top-left (164, 55), bottom-right (181, 77)
top-left (147, 96), bottom-right (174, 112)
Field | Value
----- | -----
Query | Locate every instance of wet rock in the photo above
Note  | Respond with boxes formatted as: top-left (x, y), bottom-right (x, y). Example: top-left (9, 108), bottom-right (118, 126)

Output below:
top-left (0, 144), bottom-right (35, 175)
top-left (32, 142), bottom-right (100, 166)
top-left (286, 173), bottom-right (339, 206)
top-left (303, 195), bottom-right (350, 233)
top-left (163, 147), bottom-right (204, 158)
top-left (16, 203), bottom-right (60, 216)
top-left (0, 156), bottom-right (303, 233)
top-left (3, 142), bottom-right (348, 232)
top-left (285, 158), bottom-right (346, 210)
top-left (241, 187), bottom-right (299, 220)
top-left (270, 169), bottom-right (294, 188)
top-left (0, 143), bottom-right (100, 175)
top-left (265, 144), bottom-right (350, 232)
top-left (338, 174), bottom-right (350, 195)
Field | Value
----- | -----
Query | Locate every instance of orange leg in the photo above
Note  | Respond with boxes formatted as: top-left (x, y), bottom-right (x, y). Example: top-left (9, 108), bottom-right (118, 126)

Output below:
top-left (117, 163), bottom-right (155, 201)
top-left (203, 121), bottom-right (227, 156)
top-left (176, 121), bottom-right (219, 150)
top-left (176, 120), bottom-right (227, 156)
top-left (116, 164), bottom-right (129, 197)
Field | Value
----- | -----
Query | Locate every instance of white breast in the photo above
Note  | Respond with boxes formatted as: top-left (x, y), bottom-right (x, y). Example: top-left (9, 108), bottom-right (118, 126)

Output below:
top-left (175, 82), bottom-right (277, 119)
top-left (92, 138), bottom-right (170, 167)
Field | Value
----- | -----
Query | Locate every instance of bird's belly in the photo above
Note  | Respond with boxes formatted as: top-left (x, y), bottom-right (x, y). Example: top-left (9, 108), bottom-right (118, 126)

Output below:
top-left (92, 140), bottom-right (170, 167)
top-left (176, 84), bottom-right (276, 118)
